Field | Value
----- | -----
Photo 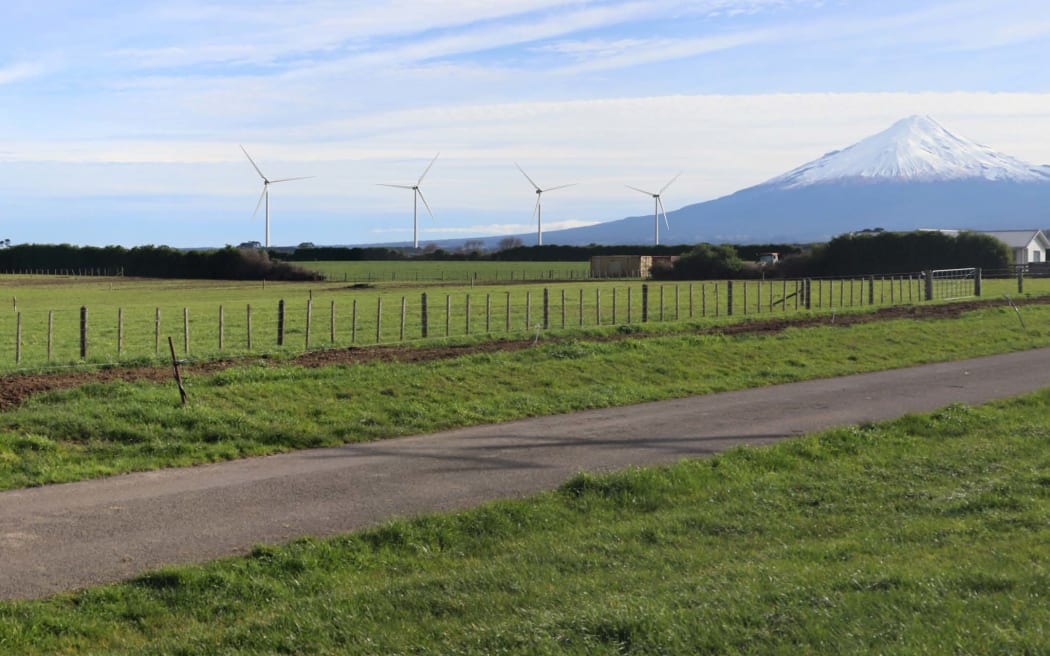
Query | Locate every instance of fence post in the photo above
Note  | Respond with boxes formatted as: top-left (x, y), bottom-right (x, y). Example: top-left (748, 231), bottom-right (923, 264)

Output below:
top-left (486, 294), bottom-right (491, 333)
top-left (15, 312), bottom-right (21, 364)
top-left (351, 299), bottom-right (357, 344)
top-left (306, 298), bottom-right (314, 348)
top-left (183, 307), bottom-right (190, 354)
top-left (642, 284), bottom-right (649, 322)
top-left (277, 299), bottom-right (285, 346)
top-left (247, 304), bottom-right (253, 350)
top-left (702, 284), bottom-right (707, 317)
top-left (218, 305), bottom-right (224, 351)
top-left (525, 291), bottom-right (532, 329)
top-left (399, 297), bottom-right (406, 341)
top-left (421, 293), bottom-right (428, 338)
top-left (155, 308), bottom-right (161, 354)
top-left (612, 288), bottom-right (618, 324)
top-left (80, 306), bottom-right (88, 359)
top-left (578, 289), bottom-right (584, 326)
top-left (117, 308), bottom-right (123, 357)
top-left (742, 282), bottom-right (747, 316)
top-left (924, 271), bottom-right (934, 301)
top-left (727, 281), bottom-right (734, 316)
top-left (561, 289), bottom-right (566, 328)
top-left (688, 284), bottom-right (693, 318)
top-left (627, 287), bottom-right (633, 323)
top-left (868, 276), bottom-right (875, 305)
top-left (465, 294), bottom-right (471, 335)
top-left (974, 268), bottom-right (982, 297)
top-left (47, 310), bottom-right (53, 362)
top-left (1017, 269), bottom-right (1024, 294)
top-left (446, 295), bottom-right (452, 337)
top-left (596, 288), bottom-right (601, 325)
top-left (543, 289), bottom-right (549, 330)
top-left (376, 297), bottom-right (382, 343)
top-left (505, 292), bottom-right (511, 332)
top-left (804, 279), bottom-right (811, 310)
top-left (330, 300), bottom-right (336, 343)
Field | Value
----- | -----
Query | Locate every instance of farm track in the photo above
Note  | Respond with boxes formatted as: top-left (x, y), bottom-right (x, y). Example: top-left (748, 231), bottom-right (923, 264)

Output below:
top-left (0, 295), bottom-right (1042, 410)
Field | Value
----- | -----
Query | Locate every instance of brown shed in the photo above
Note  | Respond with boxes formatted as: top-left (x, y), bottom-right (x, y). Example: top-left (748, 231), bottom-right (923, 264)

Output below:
top-left (590, 255), bottom-right (677, 279)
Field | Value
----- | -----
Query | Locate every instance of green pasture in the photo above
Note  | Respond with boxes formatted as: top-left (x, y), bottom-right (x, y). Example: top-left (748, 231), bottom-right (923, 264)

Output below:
top-left (297, 259), bottom-right (590, 282)
top-left (0, 272), bottom-right (1045, 373)
top-left (2, 387), bottom-right (1049, 653)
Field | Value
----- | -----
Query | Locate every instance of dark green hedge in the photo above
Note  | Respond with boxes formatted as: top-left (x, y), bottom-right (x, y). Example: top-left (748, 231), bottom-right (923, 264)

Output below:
top-left (0, 245), bottom-right (322, 281)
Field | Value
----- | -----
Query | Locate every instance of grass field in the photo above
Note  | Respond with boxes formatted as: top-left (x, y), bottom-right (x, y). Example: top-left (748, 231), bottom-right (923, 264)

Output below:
top-left (298, 259), bottom-right (591, 282)
top-left (1, 386), bottom-right (1047, 653)
top-left (0, 271), bottom-right (1044, 373)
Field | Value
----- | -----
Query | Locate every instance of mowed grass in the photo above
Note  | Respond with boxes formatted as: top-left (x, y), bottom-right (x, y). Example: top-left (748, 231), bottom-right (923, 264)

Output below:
top-left (1, 301), bottom-right (1049, 491)
top-left (300, 259), bottom-right (590, 282)
top-left (1, 388), bottom-right (1048, 653)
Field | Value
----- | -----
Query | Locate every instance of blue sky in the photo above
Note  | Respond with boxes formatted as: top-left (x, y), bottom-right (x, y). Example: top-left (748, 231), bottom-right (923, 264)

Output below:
top-left (2, 0), bottom-right (1050, 247)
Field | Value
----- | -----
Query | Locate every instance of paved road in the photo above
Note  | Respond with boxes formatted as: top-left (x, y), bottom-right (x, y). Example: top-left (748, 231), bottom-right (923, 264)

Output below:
top-left (4, 348), bottom-right (1050, 600)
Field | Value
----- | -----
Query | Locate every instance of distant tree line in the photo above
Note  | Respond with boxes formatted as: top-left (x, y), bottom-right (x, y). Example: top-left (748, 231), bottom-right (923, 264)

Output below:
top-left (653, 231), bottom-right (1011, 280)
top-left (0, 244), bottom-right (323, 281)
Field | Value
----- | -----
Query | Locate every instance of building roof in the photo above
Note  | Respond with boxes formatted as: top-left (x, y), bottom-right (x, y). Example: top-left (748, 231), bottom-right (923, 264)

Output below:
top-left (979, 230), bottom-right (1049, 249)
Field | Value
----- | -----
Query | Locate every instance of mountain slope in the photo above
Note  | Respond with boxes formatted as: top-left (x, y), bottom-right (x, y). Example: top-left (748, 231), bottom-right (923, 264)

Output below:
top-left (533, 115), bottom-right (1050, 246)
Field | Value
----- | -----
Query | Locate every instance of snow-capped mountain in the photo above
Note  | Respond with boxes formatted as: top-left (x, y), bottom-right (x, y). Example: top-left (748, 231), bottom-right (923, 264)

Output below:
top-left (521, 115), bottom-right (1050, 246)
top-left (766, 115), bottom-right (1050, 188)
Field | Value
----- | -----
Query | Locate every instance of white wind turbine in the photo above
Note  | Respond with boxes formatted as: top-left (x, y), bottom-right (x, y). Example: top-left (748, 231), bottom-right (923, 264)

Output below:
top-left (240, 145), bottom-right (313, 248)
top-left (515, 163), bottom-right (576, 246)
top-left (378, 153), bottom-right (440, 250)
top-left (626, 172), bottom-right (681, 246)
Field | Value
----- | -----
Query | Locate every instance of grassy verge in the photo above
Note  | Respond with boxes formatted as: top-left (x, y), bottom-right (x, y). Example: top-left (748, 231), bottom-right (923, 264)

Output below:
top-left (1, 302), bottom-right (1049, 490)
top-left (2, 385), bottom-right (1048, 653)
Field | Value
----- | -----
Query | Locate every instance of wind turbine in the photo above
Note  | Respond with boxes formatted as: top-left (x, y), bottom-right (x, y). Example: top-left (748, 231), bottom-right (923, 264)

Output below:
top-left (240, 145), bottom-right (312, 248)
top-left (515, 163), bottom-right (576, 246)
top-left (378, 153), bottom-right (440, 250)
top-left (626, 173), bottom-right (681, 246)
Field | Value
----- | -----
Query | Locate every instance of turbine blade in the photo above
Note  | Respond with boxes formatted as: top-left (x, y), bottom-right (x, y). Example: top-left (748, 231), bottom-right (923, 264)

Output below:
top-left (515, 162), bottom-right (541, 191)
top-left (269, 176), bottom-right (314, 184)
top-left (417, 189), bottom-right (435, 221)
top-left (377, 183), bottom-right (414, 189)
top-left (543, 182), bottom-right (576, 193)
top-left (659, 172), bottom-right (682, 195)
top-left (252, 187), bottom-right (267, 219)
top-left (659, 197), bottom-right (670, 231)
top-left (625, 184), bottom-right (654, 196)
top-left (417, 152), bottom-right (440, 185)
top-left (532, 195), bottom-right (541, 220)
top-left (240, 145), bottom-right (267, 181)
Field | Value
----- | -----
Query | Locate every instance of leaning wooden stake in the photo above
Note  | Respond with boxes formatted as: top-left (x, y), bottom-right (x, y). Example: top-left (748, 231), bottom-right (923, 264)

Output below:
top-left (168, 336), bottom-right (187, 405)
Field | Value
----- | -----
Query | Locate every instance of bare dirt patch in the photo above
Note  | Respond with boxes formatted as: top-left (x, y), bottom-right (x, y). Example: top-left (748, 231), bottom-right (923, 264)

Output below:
top-left (0, 296), bottom-right (1042, 410)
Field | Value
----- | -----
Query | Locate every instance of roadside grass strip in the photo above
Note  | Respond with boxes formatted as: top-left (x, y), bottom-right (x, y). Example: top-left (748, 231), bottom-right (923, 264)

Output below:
top-left (1, 303), bottom-right (1050, 490)
top-left (1, 388), bottom-right (1048, 653)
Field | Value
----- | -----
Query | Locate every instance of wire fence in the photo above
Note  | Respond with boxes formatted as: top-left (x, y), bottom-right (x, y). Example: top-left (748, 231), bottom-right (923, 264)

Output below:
top-left (0, 269), bottom-right (985, 372)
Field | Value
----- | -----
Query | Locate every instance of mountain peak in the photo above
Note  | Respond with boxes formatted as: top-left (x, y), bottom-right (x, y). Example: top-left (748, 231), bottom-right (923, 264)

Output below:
top-left (766, 114), bottom-right (1050, 188)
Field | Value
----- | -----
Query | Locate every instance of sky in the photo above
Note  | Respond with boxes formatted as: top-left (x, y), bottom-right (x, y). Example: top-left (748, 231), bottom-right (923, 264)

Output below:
top-left (2, 0), bottom-right (1050, 248)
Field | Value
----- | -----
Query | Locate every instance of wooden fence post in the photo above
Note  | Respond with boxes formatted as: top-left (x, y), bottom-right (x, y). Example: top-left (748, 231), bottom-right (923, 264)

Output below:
top-left (277, 299), bottom-right (285, 346)
top-left (183, 307), bottom-right (189, 354)
top-left (596, 288), bottom-right (601, 325)
top-left (868, 276), bottom-right (875, 305)
top-left (399, 296), bottom-right (406, 341)
top-left (421, 293), bottom-right (428, 338)
top-left (351, 299), bottom-right (357, 344)
top-left (641, 284), bottom-right (649, 322)
top-left (80, 306), bottom-right (88, 359)
top-left (612, 288), bottom-right (618, 324)
top-left (925, 271), bottom-right (934, 301)
top-left (218, 305), bottom-right (224, 351)
top-left (578, 288), bottom-right (584, 326)
top-left (727, 281), bottom-right (734, 316)
top-left (627, 287), bottom-right (633, 323)
top-left (975, 268), bottom-right (982, 297)
top-left (446, 295), bottom-right (452, 337)
top-left (15, 312), bottom-right (21, 364)
top-left (1017, 269), bottom-right (1024, 294)
top-left (561, 289), bottom-right (566, 328)
top-left (804, 280), bottom-right (811, 310)
top-left (465, 294), bottom-right (471, 335)
top-left (376, 297), bottom-right (382, 343)
top-left (742, 282), bottom-right (747, 316)
top-left (330, 300), bottom-right (336, 343)
top-left (543, 289), bottom-right (549, 330)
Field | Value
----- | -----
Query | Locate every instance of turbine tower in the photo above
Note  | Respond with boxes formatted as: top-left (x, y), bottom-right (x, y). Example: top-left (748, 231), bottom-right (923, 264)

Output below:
top-left (240, 145), bottom-right (312, 249)
top-left (626, 173), bottom-right (681, 246)
top-left (515, 163), bottom-right (575, 246)
top-left (378, 153), bottom-right (440, 250)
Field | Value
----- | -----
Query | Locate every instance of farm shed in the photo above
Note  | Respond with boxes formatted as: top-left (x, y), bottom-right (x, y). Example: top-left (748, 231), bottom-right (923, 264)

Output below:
top-left (979, 230), bottom-right (1049, 266)
top-left (590, 255), bottom-right (678, 278)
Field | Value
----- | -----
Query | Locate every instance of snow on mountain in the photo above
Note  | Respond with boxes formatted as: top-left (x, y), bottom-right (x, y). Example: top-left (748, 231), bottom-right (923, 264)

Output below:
top-left (765, 115), bottom-right (1050, 189)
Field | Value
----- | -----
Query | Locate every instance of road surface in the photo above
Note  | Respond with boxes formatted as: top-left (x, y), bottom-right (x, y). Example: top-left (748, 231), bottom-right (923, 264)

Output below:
top-left (3, 348), bottom-right (1050, 599)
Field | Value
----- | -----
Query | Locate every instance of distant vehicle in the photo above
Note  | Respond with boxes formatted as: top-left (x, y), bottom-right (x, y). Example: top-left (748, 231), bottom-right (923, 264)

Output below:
top-left (757, 252), bottom-right (780, 265)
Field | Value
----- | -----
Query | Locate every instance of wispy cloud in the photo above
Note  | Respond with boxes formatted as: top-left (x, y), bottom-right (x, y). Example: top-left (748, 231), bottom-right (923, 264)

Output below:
top-left (0, 60), bottom-right (47, 85)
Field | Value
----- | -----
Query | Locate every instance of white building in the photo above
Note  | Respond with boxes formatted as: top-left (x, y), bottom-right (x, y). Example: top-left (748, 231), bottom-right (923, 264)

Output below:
top-left (979, 230), bottom-right (1049, 266)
